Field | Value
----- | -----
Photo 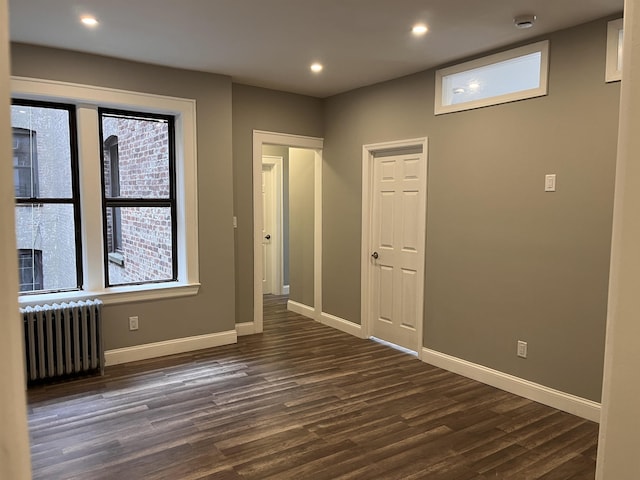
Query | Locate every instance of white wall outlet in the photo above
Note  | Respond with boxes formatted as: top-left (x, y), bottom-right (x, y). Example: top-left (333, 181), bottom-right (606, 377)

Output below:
top-left (517, 340), bottom-right (528, 358)
top-left (544, 174), bottom-right (556, 192)
top-left (129, 316), bottom-right (139, 331)
top-left (233, 216), bottom-right (238, 228)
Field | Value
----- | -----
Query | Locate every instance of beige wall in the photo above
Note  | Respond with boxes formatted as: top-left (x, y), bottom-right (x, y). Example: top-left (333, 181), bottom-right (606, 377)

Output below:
top-left (596, 1), bottom-right (640, 477)
top-left (0, 2), bottom-right (32, 477)
top-left (288, 147), bottom-right (315, 306)
top-left (11, 43), bottom-right (236, 348)
top-left (231, 84), bottom-right (323, 322)
top-left (322, 18), bottom-right (621, 401)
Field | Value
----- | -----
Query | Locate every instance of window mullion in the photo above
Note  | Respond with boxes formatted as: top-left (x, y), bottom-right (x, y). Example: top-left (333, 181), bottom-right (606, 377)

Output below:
top-left (76, 105), bottom-right (105, 291)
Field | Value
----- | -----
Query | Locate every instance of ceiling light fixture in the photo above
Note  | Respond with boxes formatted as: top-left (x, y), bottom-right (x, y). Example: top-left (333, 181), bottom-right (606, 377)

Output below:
top-left (80, 15), bottom-right (99, 27)
top-left (514, 14), bottom-right (536, 29)
top-left (310, 63), bottom-right (323, 73)
top-left (412, 24), bottom-right (428, 36)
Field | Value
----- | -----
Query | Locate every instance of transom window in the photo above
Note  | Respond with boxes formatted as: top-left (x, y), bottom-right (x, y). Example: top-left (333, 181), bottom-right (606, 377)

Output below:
top-left (435, 41), bottom-right (549, 115)
top-left (606, 18), bottom-right (623, 82)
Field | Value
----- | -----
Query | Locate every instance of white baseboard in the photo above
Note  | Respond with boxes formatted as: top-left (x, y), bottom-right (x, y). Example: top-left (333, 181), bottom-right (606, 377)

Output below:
top-left (282, 285), bottom-right (290, 295)
top-left (105, 330), bottom-right (237, 366)
top-left (319, 311), bottom-right (364, 338)
top-left (421, 348), bottom-right (601, 423)
top-left (235, 322), bottom-right (255, 336)
top-left (287, 299), bottom-right (363, 339)
top-left (287, 299), bottom-right (315, 319)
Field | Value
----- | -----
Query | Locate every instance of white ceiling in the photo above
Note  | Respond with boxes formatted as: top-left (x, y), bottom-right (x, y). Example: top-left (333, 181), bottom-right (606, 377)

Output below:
top-left (8, 0), bottom-right (624, 98)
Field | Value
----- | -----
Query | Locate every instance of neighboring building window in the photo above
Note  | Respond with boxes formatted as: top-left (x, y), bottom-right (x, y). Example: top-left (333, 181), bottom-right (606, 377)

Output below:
top-left (13, 128), bottom-right (39, 198)
top-left (18, 249), bottom-right (43, 292)
top-left (11, 100), bottom-right (82, 294)
top-left (606, 18), bottom-right (623, 82)
top-left (103, 135), bottom-right (123, 257)
top-left (435, 40), bottom-right (549, 115)
top-left (99, 109), bottom-right (177, 287)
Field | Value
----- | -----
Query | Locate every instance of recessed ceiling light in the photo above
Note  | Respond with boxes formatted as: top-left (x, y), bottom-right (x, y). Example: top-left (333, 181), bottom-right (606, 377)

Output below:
top-left (453, 88), bottom-right (465, 94)
top-left (468, 82), bottom-right (480, 90)
top-left (412, 24), bottom-right (428, 36)
top-left (310, 63), bottom-right (323, 73)
top-left (80, 15), bottom-right (99, 27)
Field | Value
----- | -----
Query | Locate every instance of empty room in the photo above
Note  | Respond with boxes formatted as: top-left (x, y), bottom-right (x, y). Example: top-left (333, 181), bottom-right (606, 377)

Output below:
top-left (2, 0), bottom-right (640, 478)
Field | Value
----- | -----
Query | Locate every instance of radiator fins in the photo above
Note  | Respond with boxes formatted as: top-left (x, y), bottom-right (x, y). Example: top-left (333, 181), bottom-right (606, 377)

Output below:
top-left (20, 299), bottom-right (104, 383)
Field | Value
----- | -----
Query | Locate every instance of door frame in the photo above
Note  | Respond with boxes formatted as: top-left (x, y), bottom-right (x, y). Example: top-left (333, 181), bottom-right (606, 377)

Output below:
top-left (361, 137), bottom-right (428, 356)
top-left (253, 130), bottom-right (323, 333)
top-left (261, 155), bottom-right (284, 295)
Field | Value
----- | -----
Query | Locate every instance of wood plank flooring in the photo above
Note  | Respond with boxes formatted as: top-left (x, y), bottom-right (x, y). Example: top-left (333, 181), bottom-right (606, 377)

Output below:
top-left (27, 295), bottom-right (598, 479)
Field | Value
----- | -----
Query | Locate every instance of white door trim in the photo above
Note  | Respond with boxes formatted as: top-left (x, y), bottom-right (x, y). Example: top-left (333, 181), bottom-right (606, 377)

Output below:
top-left (253, 130), bottom-right (323, 333)
top-left (262, 155), bottom-right (283, 295)
top-left (361, 137), bottom-right (428, 356)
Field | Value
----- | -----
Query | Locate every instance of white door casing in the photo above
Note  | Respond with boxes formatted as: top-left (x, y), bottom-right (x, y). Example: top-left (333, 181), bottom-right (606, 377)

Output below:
top-left (361, 138), bottom-right (428, 354)
top-left (253, 131), bottom-right (323, 334)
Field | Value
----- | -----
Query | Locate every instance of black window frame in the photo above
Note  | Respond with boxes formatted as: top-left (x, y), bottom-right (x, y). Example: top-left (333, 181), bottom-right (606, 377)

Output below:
top-left (98, 107), bottom-right (178, 287)
top-left (12, 99), bottom-right (84, 295)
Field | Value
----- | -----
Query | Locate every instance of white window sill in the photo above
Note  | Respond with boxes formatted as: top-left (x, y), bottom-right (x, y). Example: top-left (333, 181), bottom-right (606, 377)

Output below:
top-left (18, 282), bottom-right (201, 307)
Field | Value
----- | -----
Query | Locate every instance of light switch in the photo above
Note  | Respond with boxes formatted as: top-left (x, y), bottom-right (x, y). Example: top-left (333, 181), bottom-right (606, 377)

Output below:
top-left (545, 174), bottom-right (556, 192)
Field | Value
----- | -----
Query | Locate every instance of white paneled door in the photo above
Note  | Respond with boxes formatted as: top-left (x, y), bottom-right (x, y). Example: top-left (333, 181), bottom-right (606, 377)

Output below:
top-left (369, 148), bottom-right (427, 352)
top-left (262, 163), bottom-right (274, 294)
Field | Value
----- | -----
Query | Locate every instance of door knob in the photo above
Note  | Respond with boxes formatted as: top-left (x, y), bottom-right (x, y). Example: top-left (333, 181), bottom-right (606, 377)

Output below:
top-left (371, 251), bottom-right (379, 259)
top-left (265, 234), bottom-right (271, 240)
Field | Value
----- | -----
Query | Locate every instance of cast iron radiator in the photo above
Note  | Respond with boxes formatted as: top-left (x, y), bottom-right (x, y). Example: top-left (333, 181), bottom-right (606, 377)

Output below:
top-left (20, 299), bottom-right (104, 382)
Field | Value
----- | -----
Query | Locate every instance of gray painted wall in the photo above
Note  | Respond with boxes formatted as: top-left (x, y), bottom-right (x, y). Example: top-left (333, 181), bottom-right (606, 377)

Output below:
top-left (11, 43), bottom-right (236, 349)
top-left (288, 147), bottom-right (315, 307)
top-left (231, 84), bottom-right (323, 323)
top-left (8, 16), bottom-right (620, 402)
top-left (322, 18), bottom-right (620, 401)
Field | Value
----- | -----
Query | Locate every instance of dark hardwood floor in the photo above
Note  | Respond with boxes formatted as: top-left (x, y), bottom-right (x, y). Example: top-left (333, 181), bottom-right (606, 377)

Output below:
top-left (27, 295), bottom-right (598, 479)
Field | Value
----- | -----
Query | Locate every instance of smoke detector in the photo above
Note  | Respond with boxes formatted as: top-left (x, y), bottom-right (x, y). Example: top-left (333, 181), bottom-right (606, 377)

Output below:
top-left (514, 14), bottom-right (536, 29)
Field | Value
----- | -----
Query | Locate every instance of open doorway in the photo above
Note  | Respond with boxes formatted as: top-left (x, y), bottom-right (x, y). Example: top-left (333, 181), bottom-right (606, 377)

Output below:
top-left (253, 131), bottom-right (323, 333)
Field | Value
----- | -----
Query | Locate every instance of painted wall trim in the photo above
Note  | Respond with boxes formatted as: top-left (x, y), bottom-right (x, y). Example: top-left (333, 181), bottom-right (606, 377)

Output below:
top-left (287, 299), bottom-right (315, 318)
top-left (235, 322), bottom-right (255, 336)
top-left (105, 330), bottom-right (237, 366)
top-left (319, 311), bottom-right (364, 338)
top-left (252, 130), bottom-right (324, 334)
top-left (421, 347), bottom-right (601, 423)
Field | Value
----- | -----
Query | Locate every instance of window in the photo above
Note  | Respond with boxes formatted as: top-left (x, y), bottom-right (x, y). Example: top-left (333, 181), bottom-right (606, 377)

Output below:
top-left (99, 109), bottom-right (177, 287)
top-left (11, 100), bottom-right (83, 294)
top-left (435, 41), bottom-right (549, 115)
top-left (13, 128), bottom-right (39, 198)
top-left (103, 135), bottom-right (122, 256)
top-left (18, 249), bottom-right (43, 292)
top-left (12, 77), bottom-right (199, 306)
top-left (606, 18), bottom-right (623, 82)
